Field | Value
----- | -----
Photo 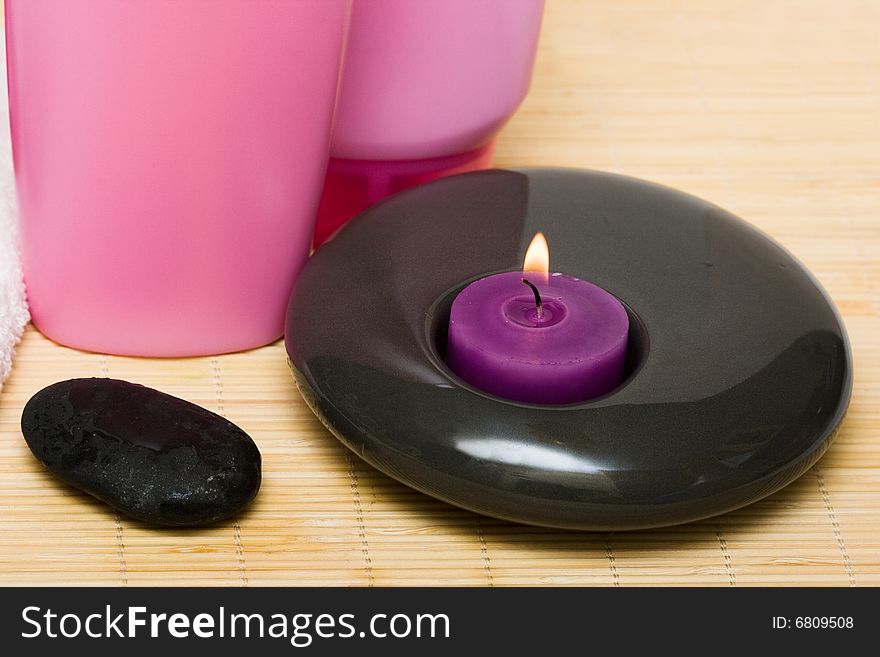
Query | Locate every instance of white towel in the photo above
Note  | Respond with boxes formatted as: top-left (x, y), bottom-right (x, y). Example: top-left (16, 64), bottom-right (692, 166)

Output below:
top-left (0, 31), bottom-right (29, 393)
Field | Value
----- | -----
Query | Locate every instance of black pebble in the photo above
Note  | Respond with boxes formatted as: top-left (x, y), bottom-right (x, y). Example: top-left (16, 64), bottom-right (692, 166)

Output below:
top-left (21, 378), bottom-right (261, 527)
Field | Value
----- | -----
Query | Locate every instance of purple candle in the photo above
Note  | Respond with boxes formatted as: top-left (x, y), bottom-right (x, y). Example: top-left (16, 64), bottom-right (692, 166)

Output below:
top-left (446, 233), bottom-right (629, 404)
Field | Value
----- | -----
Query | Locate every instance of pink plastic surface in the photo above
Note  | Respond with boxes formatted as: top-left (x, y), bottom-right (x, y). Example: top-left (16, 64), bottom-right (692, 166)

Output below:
top-left (6, 0), bottom-right (351, 356)
top-left (315, 0), bottom-right (545, 243)
top-left (331, 0), bottom-right (545, 161)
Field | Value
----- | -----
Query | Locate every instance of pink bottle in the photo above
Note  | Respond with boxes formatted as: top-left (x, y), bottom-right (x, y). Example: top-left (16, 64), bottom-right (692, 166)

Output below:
top-left (314, 0), bottom-right (545, 246)
top-left (6, 0), bottom-right (351, 356)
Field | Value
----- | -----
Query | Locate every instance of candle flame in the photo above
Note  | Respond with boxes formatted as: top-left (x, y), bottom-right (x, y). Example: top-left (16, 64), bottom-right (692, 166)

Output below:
top-left (523, 232), bottom-right (549, 285)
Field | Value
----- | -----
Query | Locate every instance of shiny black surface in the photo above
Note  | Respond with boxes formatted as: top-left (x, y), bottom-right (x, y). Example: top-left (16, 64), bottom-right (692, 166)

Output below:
top-left (21, 378), bottom-right (262, 526)
top-left (286, 169), bottom-right (851, 530)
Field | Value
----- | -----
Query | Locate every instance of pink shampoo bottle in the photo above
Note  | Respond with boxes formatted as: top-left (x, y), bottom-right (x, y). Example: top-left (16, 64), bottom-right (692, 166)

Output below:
top-left (6, 0), bottom-right (351, 356)
top-left (314, 0), bottom-right (545, 246)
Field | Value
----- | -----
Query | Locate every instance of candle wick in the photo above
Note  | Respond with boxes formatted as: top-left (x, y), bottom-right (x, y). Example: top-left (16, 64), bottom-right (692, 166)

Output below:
top-left (522, 278), bottom-right (544, 319)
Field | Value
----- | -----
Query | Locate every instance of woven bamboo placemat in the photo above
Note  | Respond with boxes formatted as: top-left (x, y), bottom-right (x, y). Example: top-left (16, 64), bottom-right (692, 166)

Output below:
top-left (1, 0), bottom-right (878, 586)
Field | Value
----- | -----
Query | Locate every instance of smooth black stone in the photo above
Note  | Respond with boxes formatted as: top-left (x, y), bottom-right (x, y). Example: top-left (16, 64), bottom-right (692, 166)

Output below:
top-left (286, 168), bottom-right (851, 531)
top-left (21, 378), bottom-right (261, 527)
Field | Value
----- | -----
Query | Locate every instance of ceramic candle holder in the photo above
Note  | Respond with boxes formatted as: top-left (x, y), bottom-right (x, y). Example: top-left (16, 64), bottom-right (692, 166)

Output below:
top-left (286, 168), bottom-right (851, 531)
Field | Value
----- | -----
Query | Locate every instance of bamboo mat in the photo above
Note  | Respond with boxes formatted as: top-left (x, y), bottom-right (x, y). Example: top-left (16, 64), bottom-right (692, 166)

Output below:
top-left (1, 0), bottom-right (879, 586)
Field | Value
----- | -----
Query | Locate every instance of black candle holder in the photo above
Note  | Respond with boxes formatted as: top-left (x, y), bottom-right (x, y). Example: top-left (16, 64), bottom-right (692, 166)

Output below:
top-left (286, 168), bottom-right (851, 531)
